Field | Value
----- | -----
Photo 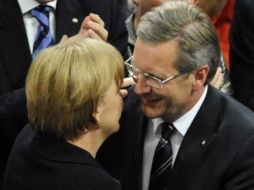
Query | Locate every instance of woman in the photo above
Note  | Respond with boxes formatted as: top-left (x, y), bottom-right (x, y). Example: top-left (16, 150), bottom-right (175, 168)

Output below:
top-left (3, 38), bottom-right (125, 190)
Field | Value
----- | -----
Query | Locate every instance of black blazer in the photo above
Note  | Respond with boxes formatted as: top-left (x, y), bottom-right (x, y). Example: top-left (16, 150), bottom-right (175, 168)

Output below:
top-left (0, 0), bottom-right (127, 181)
top-left (230, 0), bottom-right (254, 111)
top-left (3, 126), bottom-right (121, 190)
top-left (98, 85), bottom-right (254, 190)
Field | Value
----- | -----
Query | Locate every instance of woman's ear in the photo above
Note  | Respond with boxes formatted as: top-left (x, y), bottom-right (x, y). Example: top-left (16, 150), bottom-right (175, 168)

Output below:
top-left (91, 100), bottom-right (103, 126)
top-left (92, 110), bottom-right (100, 125)
top-left (192, 65), bottom-right (209, 91)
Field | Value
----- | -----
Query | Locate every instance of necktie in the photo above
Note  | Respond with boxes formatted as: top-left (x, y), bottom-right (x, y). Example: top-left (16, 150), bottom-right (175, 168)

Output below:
top-left (149, 122), bottom-right (175, 190)
top-left (31, 5), bottom-right (54, 58)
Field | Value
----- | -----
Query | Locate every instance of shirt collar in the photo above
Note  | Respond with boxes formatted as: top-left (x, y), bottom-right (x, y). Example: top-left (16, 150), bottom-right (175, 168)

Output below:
top-left (151, 85), bottom-right (208, 136)
top-left (18, 0), bottom-right (57, 14)
top-left (150, 118), bottom-right (164, 134)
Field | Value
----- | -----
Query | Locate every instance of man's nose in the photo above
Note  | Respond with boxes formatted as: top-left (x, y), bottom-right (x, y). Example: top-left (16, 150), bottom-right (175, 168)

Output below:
top-left (134, 76), bottom-right (151, 95)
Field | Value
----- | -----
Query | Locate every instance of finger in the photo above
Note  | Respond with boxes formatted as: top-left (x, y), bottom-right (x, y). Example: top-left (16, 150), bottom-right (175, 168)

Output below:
top-left (121, 77), bottom-right (135, 88)
top-left (87, 29), bottom-right (102, 40)
top-left (87, 21), bottom-right (108, 41)
top-left (79, 16), bottom-right (90, 34)
top-left (120, 89), bottom-right (128, 98)
top-left (59, 35), bottom-right (69, 44)
top-left (89, 13), bottom-right (105, 27)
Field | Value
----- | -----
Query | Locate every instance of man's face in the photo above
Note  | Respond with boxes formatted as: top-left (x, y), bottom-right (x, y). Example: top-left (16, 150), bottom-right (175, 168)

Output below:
top-left (133, 39), bottom-right (196, 122)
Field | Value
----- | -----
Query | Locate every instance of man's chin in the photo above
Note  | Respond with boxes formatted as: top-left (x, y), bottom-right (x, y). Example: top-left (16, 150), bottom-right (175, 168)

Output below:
top-left (141, 104), bottom-right (163, 118)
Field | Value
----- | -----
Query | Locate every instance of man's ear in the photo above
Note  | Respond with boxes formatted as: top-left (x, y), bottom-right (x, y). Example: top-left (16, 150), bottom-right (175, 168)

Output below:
top-left (192, 65), bottom-right (209, 91)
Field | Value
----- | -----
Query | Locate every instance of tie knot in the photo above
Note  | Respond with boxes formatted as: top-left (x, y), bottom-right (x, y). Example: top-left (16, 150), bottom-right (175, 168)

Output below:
top-left (160, 122), bottom-right (175, 140)
top-left (31, 5), bottom-right (54, 58)
top-left (34, 5), bottom-right (54, 13)
top-left (31, 5), bottom-right (54, 21)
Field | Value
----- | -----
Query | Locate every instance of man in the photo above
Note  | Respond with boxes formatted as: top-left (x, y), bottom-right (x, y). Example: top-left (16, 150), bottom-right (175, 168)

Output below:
top-left (126, 0), bottom-right (232, 94)
top-left (0, 0), bottom-right (127, 184)
top-left (97, 2), bottom-right (254, 190)
top-left (230, 0), bottom-right (254, 111)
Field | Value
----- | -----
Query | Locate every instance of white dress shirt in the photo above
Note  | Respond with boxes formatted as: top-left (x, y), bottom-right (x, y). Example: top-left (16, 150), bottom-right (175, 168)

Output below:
top-left (142, 86), bottom-right (208, 190)
top-left (17, 0), bottom-right (57, 53)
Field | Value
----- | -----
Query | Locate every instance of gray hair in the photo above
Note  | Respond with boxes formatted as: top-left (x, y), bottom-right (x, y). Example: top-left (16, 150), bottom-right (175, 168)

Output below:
top-left (137, 1), bottom-right (221, 83)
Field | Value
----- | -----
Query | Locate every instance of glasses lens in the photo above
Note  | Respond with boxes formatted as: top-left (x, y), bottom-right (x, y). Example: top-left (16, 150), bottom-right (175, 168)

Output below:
top-left (146, 77), bottom-right (161, 88)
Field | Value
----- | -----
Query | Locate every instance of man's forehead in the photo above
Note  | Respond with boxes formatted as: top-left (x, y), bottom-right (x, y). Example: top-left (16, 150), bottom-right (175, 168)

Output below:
top-left (133, 38), bottom-right (179, 65)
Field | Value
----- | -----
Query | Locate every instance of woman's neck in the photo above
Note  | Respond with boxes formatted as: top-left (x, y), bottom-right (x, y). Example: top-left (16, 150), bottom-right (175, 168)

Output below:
top-left (68, 129), bottom-right (106, 158)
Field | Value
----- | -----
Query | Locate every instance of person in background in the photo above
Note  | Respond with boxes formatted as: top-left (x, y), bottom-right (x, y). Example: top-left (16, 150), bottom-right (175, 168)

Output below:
top-left (3, 38), bottom-right (125, 190)
top-left (125, 0), bottom-right (232, 94)
top-left (119, 0), bottom-right (133, 19)
top-left (0, 0), bottom-right (128, 183)
top-left (194, 0), bottom-right (235, 70)
top-left (230, 0), bottom-right (254, 111)
top-left (97, 2), bottom-right (254, 190)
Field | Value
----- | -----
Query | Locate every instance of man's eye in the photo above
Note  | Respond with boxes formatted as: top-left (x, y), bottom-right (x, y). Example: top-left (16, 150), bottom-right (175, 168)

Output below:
top-left (145, 73), bottom-right (163, 81)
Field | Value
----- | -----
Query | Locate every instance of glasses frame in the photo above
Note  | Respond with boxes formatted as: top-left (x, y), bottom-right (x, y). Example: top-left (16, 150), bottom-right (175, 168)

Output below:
top-left (125, 56), bottom-right (188, 88)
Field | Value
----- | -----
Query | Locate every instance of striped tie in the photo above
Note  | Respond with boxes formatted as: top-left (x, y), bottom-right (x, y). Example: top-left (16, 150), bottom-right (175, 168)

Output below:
top-left (149, 122), bottom-right (175, 190)
top-left (31, 5), bottom-right (54, 58)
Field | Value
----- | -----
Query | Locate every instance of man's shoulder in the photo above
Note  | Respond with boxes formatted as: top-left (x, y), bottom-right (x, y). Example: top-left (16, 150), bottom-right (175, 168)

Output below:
top-left (210, 87), bottom-right (254, 135)
top-left (205, 86), bottom-right (254, 128)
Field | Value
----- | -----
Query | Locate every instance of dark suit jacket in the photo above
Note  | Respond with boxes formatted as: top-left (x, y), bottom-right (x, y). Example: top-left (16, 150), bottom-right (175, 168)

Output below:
top-left (230, 0), bottom-right (254, 111)
top-left (3, 126), bottom-right (121, 190)
top-left (0, 0), bottom-right (128, 181)
top-left (97, 85), bottom-right (254, 190)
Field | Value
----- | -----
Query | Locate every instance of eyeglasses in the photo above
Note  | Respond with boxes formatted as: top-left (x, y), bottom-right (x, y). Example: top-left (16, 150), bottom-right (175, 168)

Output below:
top-left (125, 56), bottom-right (188, 88)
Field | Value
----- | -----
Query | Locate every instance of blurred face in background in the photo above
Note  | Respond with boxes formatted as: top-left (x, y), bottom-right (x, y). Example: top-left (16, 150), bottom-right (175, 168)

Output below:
top-left (188, 0), bottom-right (228, 18)
top-left (133, 0), bottom-right (166, 20)
top-left (133, 0), bottom-right (228, 21)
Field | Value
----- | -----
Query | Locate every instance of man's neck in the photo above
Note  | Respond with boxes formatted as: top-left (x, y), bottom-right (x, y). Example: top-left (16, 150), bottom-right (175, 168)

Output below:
top-left (18, 0), bottom-right (57, 14)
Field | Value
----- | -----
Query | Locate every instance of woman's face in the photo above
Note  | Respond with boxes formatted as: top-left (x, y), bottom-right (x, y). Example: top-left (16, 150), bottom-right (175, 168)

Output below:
top-left (96, 81), bottom-right (123, 137)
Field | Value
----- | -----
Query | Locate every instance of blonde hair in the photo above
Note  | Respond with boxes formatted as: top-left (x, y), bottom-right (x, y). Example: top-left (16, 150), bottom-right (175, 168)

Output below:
top-left (26, 38), bottom-right (124, 140)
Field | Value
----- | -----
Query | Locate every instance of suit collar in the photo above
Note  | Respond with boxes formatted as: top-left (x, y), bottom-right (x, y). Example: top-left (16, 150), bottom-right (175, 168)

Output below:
top-left (29, 129), bottom-right (103, 169)
top-left (120, 87), bottom-right (148, 190)
top-left (167, 86), bottom-right (223, 190)
top-left (0, 0), bottom-right (32, 85)
top-left (17, 0), bottom-right (57, 14)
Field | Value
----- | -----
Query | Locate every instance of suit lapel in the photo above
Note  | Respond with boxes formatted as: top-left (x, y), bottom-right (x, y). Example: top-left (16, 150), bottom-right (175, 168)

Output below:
top-left (167, 86), bottom-right (223, 190)
top-left (120, 87), bottom-right (149, 190)
top-left (124, 109), bottom-right (148, 190)
top-left (137, 115), bottom-right (148, 190)
top-left (0, 0), bottom-right (32, 87)
top-left (55, 0), bottom-right (86, 42)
